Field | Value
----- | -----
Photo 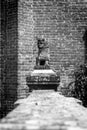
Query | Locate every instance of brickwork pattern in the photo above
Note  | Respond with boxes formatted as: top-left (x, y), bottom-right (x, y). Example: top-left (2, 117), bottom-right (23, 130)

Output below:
top-left (18, 0), bottom-right (34, 98)
top-left (18, 0), bottom-right (87, 98)
top-left (1, 0), bottom-right (87, 101)
top-left (0, 0), bottom-right (7, 117)
top-left (0, 0), bottom-right (18, 117)
top-left (0, 91), bottom-right (87, 130)
top-left (5, 0), bottom-right (18, 101)
top-left (33, 0), bottom-right (87, 87)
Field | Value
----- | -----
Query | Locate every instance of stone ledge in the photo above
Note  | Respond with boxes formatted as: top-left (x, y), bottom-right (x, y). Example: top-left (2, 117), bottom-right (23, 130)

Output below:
top-left (0, 91), bottom-right (87, 130)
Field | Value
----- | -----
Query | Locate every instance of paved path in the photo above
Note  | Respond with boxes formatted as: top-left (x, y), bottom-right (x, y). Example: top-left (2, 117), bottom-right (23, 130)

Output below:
top-left (0, 90), bottom-right (87, 130)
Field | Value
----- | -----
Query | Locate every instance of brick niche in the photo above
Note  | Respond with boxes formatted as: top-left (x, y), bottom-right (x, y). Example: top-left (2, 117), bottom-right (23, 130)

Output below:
top-left (18, 0), bottom-right (87, 97)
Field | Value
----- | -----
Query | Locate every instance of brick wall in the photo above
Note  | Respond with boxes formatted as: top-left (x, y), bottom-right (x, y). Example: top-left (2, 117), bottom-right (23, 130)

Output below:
top-left (0, 0), bottom-right (7, 118)
top-left (18, 0), bottom-right (34, 98)
top-left (18, 0), bottom-right (87, 97)
top-left (0, 0), bottom-right (87, 105)
top-left (5, 0), bottom-right (18, 101)
top-left (1, 0), bottom-right (18, 117)
top-left (33, 0), bottom-right (87, 87)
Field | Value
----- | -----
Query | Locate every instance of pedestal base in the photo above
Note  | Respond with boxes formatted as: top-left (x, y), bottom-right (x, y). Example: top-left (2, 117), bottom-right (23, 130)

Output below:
top-left (26, 69), bottom-right (60, 92)
top-left (28, 84), bottom-right (58, 92)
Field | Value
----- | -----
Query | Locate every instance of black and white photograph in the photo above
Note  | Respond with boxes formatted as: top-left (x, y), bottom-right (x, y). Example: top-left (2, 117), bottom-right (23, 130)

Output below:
top-left (0, 0), bottom-right (87, 129)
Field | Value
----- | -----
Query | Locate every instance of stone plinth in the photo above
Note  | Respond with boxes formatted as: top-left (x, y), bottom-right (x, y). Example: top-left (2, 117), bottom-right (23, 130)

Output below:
top-left (26, 69), bottom-right (60, 92)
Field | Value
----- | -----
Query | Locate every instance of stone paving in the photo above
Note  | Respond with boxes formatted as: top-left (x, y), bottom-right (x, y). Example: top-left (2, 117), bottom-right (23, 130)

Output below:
top-left (0, 90), bottom-right (87, 130)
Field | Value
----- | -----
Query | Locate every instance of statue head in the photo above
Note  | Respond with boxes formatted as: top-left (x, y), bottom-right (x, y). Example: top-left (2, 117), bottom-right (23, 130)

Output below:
top-left (36, 37), bottom-right (49, 50)
top-left (37, 38), bottom-right (45, 49)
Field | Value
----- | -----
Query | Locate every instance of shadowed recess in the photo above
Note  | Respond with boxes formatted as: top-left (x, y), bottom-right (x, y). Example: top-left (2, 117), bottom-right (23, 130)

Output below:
top-left (1, 0), bottom-right (18, 118)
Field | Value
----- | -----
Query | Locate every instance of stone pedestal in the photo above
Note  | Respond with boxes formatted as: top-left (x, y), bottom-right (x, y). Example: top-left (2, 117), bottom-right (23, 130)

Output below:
top-left (26, 69), bottom-right (60, 92)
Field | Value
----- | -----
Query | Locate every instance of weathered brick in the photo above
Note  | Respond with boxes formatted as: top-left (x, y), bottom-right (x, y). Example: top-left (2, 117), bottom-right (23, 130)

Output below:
top-left (18, 0), bottom-right (34, 98)
top-left (1, 0), bottom-right (18, 118)
top-left (33, 0), bottom-right (87, 89)
top-left (1, 0), bottom-right (87, 100)
top-left (18, 0), bottom-right (87, 97)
